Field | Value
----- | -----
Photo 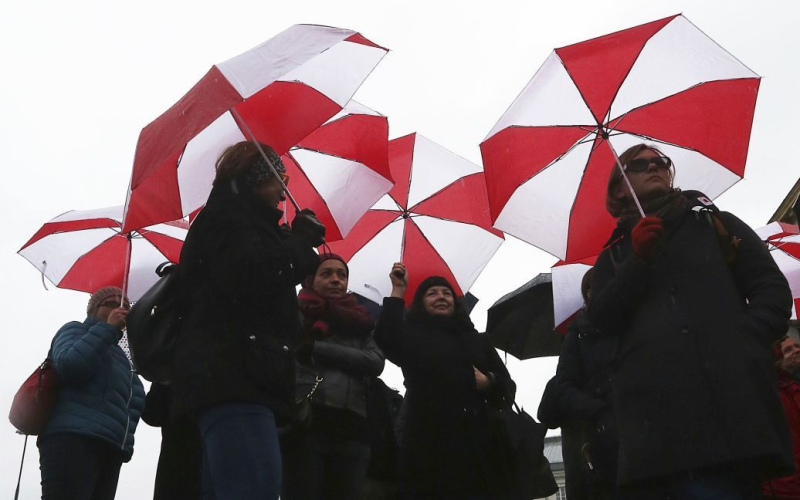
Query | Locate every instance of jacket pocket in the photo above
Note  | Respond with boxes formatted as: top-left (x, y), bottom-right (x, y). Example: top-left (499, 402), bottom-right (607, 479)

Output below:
top-left (242, 331), bottom-right (294, 399)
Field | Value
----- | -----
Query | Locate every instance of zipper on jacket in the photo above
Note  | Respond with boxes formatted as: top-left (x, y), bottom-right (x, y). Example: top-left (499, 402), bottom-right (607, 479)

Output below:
top-left (121, 361), bottom-right (134, 451)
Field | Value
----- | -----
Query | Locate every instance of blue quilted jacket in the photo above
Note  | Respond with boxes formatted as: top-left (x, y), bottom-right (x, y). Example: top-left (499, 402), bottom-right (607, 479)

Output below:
top-left (39, 317), bottom-right (145, 461)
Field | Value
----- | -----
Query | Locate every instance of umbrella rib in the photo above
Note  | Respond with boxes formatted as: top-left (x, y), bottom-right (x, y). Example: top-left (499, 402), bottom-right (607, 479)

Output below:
top-left (556, 55), bottom-right (603, 129)
top-left (602, 18), bottom-right (675, 127)
top-left (284, 150), bottom-right (343, 236)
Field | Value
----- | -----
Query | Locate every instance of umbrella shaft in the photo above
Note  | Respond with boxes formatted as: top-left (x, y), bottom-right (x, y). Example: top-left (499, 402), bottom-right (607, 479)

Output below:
top-left (230, 108), bottom-right (300, 212)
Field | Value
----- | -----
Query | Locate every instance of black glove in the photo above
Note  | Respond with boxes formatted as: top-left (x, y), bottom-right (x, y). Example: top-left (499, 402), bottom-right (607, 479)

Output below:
top-left (292, 208), bottom-right (326, 247)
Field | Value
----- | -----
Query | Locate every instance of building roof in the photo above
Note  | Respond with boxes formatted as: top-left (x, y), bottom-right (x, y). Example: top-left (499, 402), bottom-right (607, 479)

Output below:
top-left (544, 435), bottom-right (564, 472)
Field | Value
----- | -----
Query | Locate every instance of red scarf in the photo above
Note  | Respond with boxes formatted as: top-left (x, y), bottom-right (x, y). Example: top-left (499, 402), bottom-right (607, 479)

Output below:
top-left (297, 288), bottom-right (374, 340)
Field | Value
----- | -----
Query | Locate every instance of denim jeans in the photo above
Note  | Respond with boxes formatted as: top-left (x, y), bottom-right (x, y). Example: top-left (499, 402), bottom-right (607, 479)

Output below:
top-left (197, 403), bottom-right (281, 500)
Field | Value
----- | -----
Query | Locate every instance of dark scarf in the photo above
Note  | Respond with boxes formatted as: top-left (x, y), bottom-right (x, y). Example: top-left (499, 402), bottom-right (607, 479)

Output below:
top-left (614, 189), bottom-right (738, 264)
top-left (617, 189), bottom-right (688, 232)
top-left (297, 288), bottom-right (374, 340)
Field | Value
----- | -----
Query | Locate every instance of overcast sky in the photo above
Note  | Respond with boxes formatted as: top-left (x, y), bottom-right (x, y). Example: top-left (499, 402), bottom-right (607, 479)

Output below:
top-left (1, 1), bottom-right (798, 497)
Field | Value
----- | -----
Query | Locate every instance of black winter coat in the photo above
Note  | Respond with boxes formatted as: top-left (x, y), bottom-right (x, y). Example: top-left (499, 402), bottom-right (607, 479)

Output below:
top-left (172, 186), bottom-right (318, 422)
top-left (587, 196), bottom-right (793, 485)
top-left (538, 310), bottom-right (618, 499)
top-left (375, 297), bottom-right (512, 497)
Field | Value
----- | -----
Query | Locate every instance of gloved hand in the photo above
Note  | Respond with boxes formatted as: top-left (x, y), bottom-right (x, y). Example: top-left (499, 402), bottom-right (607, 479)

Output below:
top-left (631, 216), bottom-right (663, 261)
top-left (292, 208), bottom-right (326, 247)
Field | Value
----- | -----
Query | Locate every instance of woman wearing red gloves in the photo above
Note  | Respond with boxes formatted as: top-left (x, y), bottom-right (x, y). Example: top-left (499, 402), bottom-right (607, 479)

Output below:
top-left (586, 143), bottom-right (794, 499)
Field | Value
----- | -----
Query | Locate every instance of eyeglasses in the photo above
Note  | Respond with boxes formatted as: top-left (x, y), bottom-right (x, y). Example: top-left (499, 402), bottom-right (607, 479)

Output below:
top-left (98, 300), bottom-right (130, 310)
top-left (278, 172), bottom-right (290, 186)
top-left (624, 156), bottom-right (672, 173)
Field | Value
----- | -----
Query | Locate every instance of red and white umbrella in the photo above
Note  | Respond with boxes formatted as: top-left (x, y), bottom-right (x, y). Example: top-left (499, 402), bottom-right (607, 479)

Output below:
top-left (755, 222), bottom-right (800, 318)
top-left (552, 255), bottom-right (597, 332)
top-left (276, 100), bottom-right (391, 241)
top-left (123, 24), bottom-right (388, 233)
top-left (327, 133), bottom-right (504, 302)
top-left (481, 14), bottom-right (760, 262)
top-left (19, 206), bottom-right (188, 301)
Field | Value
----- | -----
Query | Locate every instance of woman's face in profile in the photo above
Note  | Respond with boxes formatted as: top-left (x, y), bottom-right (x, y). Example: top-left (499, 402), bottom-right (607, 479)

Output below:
top-left (422, 286), bottom-right (454, 317)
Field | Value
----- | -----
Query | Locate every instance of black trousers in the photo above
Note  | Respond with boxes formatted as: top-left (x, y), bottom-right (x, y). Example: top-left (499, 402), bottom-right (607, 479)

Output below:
top-left (38, 433), bottom-right (123, 500)
top-left (282, 430), bottom-right (371, 500)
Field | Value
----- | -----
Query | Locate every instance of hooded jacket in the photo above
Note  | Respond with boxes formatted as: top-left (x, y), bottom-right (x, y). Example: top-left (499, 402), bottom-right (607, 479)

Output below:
top-left (171, 185), bottom-right (318, 422)
top-left (40, 318), bottom-right (145, 461)
top-left (587, 191), bottom-right (793, 485)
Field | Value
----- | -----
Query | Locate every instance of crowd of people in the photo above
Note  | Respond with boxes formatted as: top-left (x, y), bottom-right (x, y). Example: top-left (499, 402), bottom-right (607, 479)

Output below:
top-left (36, 140), bottom-right (797, 500)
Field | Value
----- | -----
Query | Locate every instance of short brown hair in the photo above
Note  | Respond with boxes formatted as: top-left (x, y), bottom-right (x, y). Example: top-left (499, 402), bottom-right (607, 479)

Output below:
top-left (605, 143), bottom-right (674, 217)
top-left (212, 141), bottom-right (283, 187)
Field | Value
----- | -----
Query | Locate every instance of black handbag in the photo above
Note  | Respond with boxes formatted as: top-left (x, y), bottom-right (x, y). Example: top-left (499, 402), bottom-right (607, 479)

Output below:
top-left (489, 395), bottom-right (558, 500)
top-left (127, 263), bottom-right (183, 383)
top-left (294, 376), bottom-right (323, 430)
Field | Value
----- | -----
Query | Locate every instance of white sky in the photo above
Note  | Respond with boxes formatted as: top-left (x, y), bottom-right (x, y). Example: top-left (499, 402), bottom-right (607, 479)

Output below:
top-left (1, 1), bottom-right (798, 498)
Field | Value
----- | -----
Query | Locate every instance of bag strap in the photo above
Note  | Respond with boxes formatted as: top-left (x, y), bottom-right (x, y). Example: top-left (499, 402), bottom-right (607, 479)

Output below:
top-left (14, 435), bottom-right (27, 500)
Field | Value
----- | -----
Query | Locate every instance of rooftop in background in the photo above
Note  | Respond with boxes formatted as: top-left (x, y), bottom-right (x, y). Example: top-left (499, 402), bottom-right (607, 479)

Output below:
top-left (544, 435), bottom-right (564, 472)
top-left (770, 178), bottom-right (800, 225)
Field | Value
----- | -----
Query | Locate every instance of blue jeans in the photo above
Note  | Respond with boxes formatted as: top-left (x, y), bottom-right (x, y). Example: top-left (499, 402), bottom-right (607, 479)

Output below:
top-left (197, 403), bottom-right (281, 500)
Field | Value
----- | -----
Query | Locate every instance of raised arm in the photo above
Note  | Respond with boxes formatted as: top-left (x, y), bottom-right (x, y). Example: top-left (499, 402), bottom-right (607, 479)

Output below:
top-left (374, 263), bottom-right (409, 366)
top-left (51, 320), bottom-right (122, 385)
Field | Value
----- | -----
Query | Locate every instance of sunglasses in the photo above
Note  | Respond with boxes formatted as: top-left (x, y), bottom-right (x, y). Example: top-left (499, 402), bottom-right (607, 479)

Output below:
top-left (98, 300), bottom-right (130, 310)
top-left (624, 156), bottom-right (672, 173)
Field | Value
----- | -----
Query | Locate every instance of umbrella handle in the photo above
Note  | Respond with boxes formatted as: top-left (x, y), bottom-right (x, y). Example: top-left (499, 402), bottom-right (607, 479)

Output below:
top-left (230, 108), bottom-right (301, 213)
top-left (121, 233), bottom-right (132, 307)
top-left (606, 140), bottom-right (645, 218)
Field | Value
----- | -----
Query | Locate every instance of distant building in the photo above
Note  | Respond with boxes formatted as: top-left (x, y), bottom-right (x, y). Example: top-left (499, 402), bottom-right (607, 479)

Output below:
top-left (769, 177), bottom-right (800, 225)
top-left (543, 435), bottom-right (567, 500)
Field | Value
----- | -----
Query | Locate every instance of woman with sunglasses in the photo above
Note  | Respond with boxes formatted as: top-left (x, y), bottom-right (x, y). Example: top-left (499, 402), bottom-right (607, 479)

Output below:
top-left (172, 140), bottom-right (325, 500)
top-left (586, 143), bottom-right (793, 498)
top-left (37, 286), bottom-right (145, 500)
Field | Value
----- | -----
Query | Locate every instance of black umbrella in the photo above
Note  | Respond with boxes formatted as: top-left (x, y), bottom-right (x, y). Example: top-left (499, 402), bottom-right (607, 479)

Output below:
top-left (486, 273), bottom-right (562, 360)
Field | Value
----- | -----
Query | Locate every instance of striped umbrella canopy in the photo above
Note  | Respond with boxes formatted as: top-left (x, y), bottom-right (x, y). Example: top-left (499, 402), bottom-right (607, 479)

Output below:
top-left (481, 14), bottom-right (760, 262)
top-left (123, 24), bottom-right (388, 234)
top-left (19, 206), bottom-right (187, 301)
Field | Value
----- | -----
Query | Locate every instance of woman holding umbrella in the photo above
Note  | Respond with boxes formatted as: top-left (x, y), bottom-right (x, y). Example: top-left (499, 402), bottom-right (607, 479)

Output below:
top-left (587, 143), bottom-right (793, 498)
top-left (374, 262), bottom-right (512, 499)
top-left (38, 287), bottom-right (145, 500)
top-left (171, 141), bottom-right (325, 499)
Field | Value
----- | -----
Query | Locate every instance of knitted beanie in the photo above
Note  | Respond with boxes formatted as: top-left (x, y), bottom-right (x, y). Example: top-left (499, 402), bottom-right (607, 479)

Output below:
top-left (86, 286), bottom-right (130, 317)
top-left (303, 252), bottom-right (349, 289)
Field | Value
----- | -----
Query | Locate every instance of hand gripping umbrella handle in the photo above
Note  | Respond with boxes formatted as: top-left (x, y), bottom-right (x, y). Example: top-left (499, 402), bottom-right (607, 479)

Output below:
top-left (230, 108), bottom-right (300, 212)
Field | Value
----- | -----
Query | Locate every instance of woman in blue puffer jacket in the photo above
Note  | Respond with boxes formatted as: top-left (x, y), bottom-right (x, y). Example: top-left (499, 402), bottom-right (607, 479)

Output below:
top-left (38, 286), bottom-right (146, 500)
